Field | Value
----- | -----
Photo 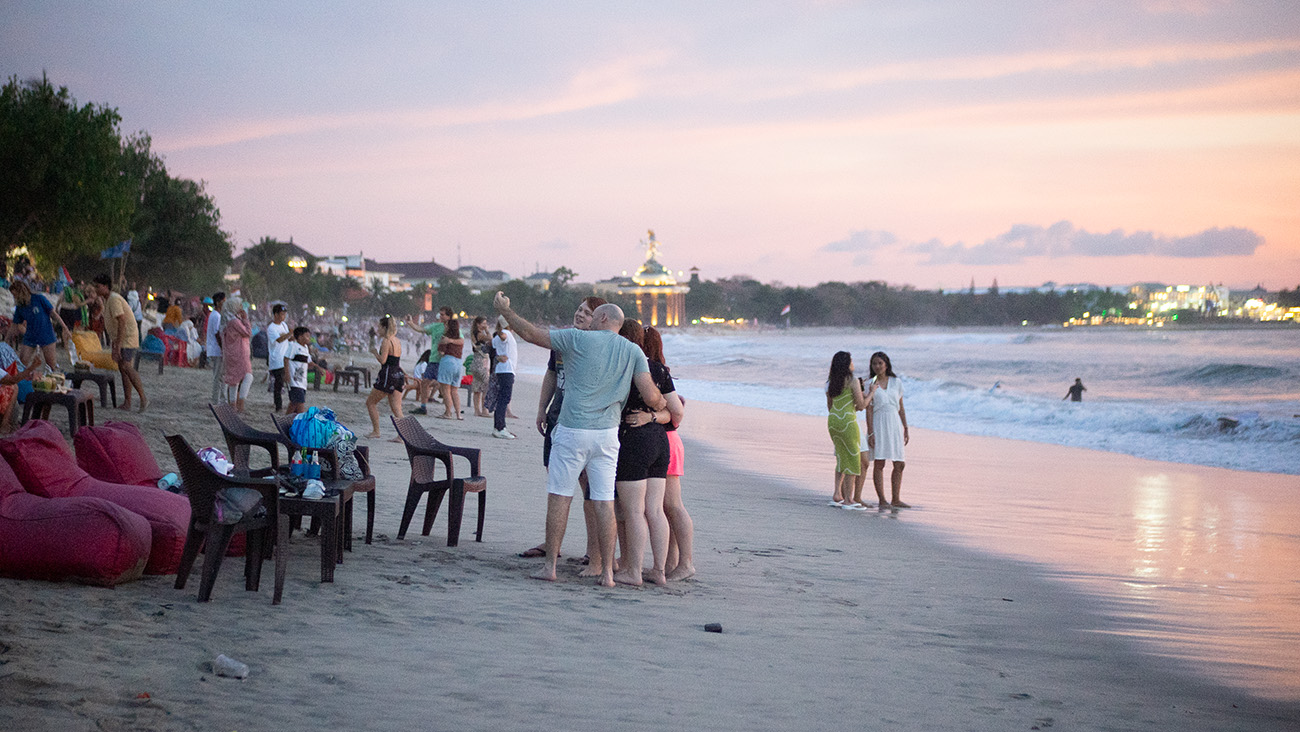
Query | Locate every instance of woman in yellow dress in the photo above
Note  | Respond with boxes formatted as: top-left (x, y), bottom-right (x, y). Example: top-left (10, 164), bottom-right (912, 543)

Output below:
top-left (826, 351), bottom-right (874, 508)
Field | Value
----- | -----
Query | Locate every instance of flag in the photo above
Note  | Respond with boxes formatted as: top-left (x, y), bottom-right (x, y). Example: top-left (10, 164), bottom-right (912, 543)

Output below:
top-left (780, 304), bottom-right (791, 316)
top-left (99, 239), bottom-right (132, 259)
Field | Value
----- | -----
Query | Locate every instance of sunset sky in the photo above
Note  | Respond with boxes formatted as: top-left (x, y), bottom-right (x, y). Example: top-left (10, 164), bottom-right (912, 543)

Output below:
top-left (4, 1), bottom-right (1298, 290)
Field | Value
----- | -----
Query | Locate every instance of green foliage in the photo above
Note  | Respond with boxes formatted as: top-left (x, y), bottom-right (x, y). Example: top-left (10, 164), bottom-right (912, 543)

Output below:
top-left (1278, 286), bottom-right (1300, 308)
top-left (238, 237), bottom-right (348, 312)
top-left (0, 74), bottom-right (138, 265)
top-left (121, 135), bottom-right (233, 292)
top-left (683, 279), bottom-right (1139, 326)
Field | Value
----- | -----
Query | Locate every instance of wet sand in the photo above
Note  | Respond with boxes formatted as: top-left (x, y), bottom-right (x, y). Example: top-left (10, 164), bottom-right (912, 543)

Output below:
top-left (1, 364), bottom-right (1298, 730)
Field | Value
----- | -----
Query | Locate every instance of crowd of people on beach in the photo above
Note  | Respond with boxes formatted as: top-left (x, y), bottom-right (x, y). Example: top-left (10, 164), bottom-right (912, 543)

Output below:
top-left (4, 254), bottom-right (698, 587)
top-left (825, 350), bottom-right (910, 510)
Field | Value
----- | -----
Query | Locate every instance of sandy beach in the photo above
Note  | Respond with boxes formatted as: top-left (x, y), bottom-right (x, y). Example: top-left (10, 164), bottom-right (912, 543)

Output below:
top-left (2, 362), bottom-right (1298, 731)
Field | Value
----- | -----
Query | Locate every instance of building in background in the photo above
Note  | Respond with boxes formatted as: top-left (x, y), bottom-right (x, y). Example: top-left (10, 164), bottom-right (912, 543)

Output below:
top-left (594, 230), bottom-right (690, 327)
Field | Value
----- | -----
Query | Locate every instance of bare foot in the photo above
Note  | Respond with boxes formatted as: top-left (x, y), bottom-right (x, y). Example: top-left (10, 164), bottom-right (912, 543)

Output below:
top-left (117, 402), bottom-right (132, 411)
top-left (644, 568), bottom-right (667, 587)
top-left (666, 565), bottom-right (695, 581)
top-left (613, 569), bottom-right (642, 587)
top-left (530, 565), bottom-right (558, 581)
top-left (437, 413), bottom-right (454, 420)
top-left (388, 436), bottom-right (403, 443)
top-left (577, 565), bottom-right (601, 578)
top-left (891, 500), bottom-right (911, 508)
top-left (598, 574), bottom-right (615, 588)
top-left (364, 431), bottom-right (382, 439)
top-left (137, 397), bottom-right (148, 413)
top-left (877, 501), bottom-right (891, 510)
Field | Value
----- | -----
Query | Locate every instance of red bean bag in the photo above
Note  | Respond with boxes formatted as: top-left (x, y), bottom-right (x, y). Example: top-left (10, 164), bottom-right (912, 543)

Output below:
top-left (0, 450), bottom-right (151, 586)
top-left (75, 421), bottom-right (165, 487)
top-left (0, 420), bottom-right (189, 575)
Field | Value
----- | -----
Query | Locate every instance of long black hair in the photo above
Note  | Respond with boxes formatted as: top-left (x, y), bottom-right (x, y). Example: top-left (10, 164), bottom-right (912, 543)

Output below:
top-left (870, 351), bottom-right (896, 378)
top-left (827, 351), bottom-right (852, 398)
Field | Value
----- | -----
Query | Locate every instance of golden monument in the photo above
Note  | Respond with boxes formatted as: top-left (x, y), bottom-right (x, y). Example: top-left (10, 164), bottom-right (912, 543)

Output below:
top-left (594, 230), bottom-right (690, 327)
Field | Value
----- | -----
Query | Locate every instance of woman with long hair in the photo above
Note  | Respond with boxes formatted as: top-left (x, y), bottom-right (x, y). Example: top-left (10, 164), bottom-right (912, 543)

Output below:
top-left (826, 351), bottom-right (873, 508)
top-left (865, 351), bottom-right (909, 508)
top-left (364, 315), bottom-right (404, 439)
top-left (469, 315), bottom-right (492, 417)
top-left (641, 326), bottom-right (694, 580)
top-left (613, 319), bottom-right (681, 586)
top-left (436, 318), bottom-right (465, 420)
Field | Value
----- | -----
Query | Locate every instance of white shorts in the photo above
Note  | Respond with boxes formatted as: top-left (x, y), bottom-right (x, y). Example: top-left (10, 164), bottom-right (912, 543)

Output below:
top-left (546, 425), bottom-right (619, 501)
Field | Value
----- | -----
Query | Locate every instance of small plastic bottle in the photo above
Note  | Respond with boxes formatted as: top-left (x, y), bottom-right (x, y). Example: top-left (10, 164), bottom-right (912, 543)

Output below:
top-left (213, 654), bottom-right (249, 679)
top-left (290, 451), bottom-right (302, 478)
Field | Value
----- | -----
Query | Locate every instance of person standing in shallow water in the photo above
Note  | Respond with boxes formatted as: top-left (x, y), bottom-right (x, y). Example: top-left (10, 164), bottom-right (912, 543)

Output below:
top-left (1064, 378), bottom-right (1086, 402)
top-left (866, 351), bottom-right (909, 509)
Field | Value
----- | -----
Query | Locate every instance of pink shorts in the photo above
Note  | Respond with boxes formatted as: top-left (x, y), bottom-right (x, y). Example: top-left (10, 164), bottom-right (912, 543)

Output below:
top-left (666, 430), bottom-right (685, 477)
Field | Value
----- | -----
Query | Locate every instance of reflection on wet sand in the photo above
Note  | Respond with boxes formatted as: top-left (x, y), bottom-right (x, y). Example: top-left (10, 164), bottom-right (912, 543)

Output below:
top-left (687, 400), bottom-right (1300, 701)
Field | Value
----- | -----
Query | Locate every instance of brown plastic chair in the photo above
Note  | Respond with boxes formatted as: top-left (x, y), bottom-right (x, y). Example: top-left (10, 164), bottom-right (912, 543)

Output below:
top-left (391, 415), bottom-right (485, 546)
top-left (210, 403), bottom-right (281, 477)
top-left (166, 433), bottom-right (279, 602)
top-left (270, 413), bottom-right (375, 544)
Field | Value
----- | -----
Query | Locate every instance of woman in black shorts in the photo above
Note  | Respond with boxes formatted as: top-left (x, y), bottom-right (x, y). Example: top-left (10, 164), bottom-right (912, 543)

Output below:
top-left (364, 315), bottom-right (404, 439)
top-left (612, 319), bottom-right (682, 587)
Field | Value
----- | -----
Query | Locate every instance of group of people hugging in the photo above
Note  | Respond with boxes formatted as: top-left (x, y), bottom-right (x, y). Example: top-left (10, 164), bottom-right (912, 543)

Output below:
top-left (500, 294), bottom-right (695, 587)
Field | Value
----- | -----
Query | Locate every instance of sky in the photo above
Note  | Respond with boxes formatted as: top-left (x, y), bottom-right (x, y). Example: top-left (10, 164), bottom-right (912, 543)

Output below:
top-left (4, 1), bottom-right (1299, 290)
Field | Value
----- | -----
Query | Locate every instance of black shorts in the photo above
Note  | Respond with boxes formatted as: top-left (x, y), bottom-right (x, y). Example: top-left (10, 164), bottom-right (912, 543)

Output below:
top-left (615, 424), bottom-right (669, 482)
top-left (289, 387), bottom-right (307, 404)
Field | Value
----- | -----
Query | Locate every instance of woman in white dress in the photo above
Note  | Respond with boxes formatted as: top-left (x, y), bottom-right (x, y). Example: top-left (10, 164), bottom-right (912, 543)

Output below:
top-left (865, 351), bottom-right (910, 508)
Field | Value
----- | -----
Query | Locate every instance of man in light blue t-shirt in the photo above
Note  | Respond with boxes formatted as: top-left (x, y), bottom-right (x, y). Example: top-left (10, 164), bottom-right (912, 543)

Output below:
top-left (494, 291), bottom-right (665, 588)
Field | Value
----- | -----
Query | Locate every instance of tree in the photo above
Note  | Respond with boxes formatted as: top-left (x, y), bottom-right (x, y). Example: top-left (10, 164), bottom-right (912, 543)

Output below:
top-left (121, 135), bottom-right (233, 292)
top-left (0, 75), bottom-right (137, 265)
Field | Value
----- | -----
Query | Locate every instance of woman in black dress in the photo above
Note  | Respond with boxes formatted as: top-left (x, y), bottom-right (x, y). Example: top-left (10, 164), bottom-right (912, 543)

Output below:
top-left (364, 315), bottom-right (404, 439)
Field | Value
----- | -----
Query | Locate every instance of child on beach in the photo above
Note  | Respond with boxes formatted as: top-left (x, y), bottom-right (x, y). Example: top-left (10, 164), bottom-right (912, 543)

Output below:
top-left (284, 326), bottom-right (313, 415)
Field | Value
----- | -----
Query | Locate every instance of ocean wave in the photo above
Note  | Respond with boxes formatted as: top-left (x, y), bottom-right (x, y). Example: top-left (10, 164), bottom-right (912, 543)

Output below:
top-left (674, 376), bottom-right (1300, 475)
top-left (1156, 363), bottom-right (1292, 385)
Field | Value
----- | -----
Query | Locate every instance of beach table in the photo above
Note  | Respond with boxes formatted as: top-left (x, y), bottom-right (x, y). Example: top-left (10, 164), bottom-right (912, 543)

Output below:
top-left (343, 365), bottom-right (371, 389)
top-left (21, 388), bottom-right (95, 437)
top-left (272, 472), bottom-right (375, 605)
top-left (332, 368), bottom-right (360, 393)
top-left (65, 370), bottom-right (117, 408)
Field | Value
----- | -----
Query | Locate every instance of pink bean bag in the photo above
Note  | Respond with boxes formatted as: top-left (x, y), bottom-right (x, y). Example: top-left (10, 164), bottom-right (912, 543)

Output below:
top-left (75, 421), bottom-right (166, 487)
top-left (1, 420), bottom-right (189, 575)
top-left (0, 450), bottom-right (151, 586)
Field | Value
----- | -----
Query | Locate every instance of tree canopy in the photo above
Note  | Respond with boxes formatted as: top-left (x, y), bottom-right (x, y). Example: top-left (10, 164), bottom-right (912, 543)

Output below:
top-left (0, 74), bottom-right (137, 266)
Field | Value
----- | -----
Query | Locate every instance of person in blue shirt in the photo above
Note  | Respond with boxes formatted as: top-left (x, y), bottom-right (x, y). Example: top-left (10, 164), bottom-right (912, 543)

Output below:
top-left (9, 280), bottom-right (65, 371)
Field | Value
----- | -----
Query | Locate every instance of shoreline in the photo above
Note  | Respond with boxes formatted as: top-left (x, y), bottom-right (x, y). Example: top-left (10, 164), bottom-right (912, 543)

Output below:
top-left (0, 367), bottom-right (1297, 729)
top-left (681, 396), bottom-right (1300, 702)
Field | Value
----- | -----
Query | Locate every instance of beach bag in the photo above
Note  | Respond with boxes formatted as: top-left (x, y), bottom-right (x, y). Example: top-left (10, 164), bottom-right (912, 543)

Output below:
top-left (214, 486), bottom-right (265, 525)
top-left (327, 431), bottom-right (364, 481)
top-left (291, 406), bottom-right (339, 449)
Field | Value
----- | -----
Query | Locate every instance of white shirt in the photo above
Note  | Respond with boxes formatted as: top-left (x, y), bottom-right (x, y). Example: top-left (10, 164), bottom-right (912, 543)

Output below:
top-left (266, 320), bottom-right (290, 367)
top-left (287, 341), bottom-right (311, 390)
top-left (492, 331), bottom-right (518, 374)
top-left (205, 310), bottom-right (223, 357)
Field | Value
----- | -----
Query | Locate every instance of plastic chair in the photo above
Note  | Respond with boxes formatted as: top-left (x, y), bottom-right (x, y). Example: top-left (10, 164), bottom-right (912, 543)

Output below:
top-left (270, 413), bottom-right (374, 544)
top-left (161, 333), bottom-right (187, 366)
top-left (391, 415), bottom-right (485, 546)
top-left (166, 434), bottom-right (279, 602)
top-left (210, 403), bottom-right (281, 478)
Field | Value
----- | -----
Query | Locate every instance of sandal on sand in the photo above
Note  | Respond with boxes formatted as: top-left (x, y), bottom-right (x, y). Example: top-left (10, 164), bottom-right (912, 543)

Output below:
top-left (519, 546), bottom-right (546, 558)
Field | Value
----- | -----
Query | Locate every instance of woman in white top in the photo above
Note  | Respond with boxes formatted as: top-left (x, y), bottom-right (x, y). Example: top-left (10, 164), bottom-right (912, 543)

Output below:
top-left (865, 351), bottom-right (910, 508)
